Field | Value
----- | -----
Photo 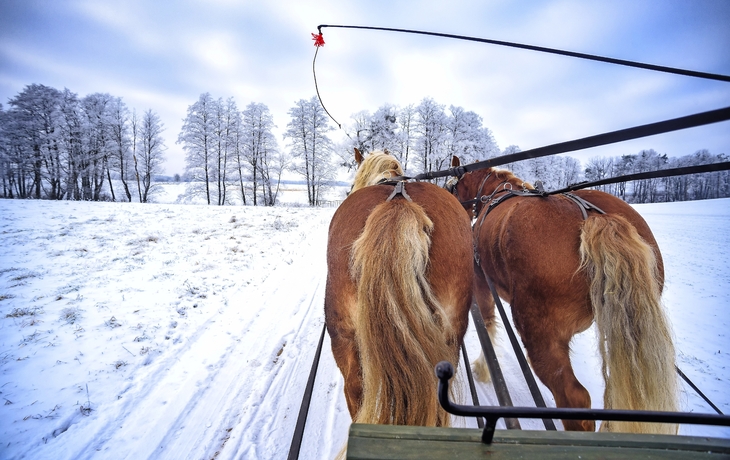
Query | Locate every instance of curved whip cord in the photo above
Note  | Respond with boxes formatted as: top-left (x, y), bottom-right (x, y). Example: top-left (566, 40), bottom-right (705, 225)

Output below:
top-left (311, 29), bottom-right (354, 142)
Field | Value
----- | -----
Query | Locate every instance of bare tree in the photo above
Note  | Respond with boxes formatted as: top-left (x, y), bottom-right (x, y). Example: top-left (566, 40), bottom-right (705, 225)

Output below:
top-left (395, 104), bottom-right (416, 172)
top-left (179, 93), bottom-right (216, 205)
top-left (57, 89), bottom-right (85, 200)
top-left (285, 97), bottom-right (335, 206)
top-left (242, 102), bottom-right (278, 205)
top-left (229, 106), bottom-right (247, 205)
top-left (81, 93), bottom-right (115, 200)
top-left (210, 97), bottom-right (230, 205)
top-left (139, 109), bottom-right (166, 202)
top-left (6, 84), bottom-right (61, 199)
top-left (414, 97), bottom-right (447, 174)
top-left (108, 97), bottom-right (134, 202)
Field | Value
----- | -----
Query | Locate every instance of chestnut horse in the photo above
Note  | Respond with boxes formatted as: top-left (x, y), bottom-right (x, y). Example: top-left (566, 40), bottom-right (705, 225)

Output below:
top-left (448, 156), bottom-right (678, 434)
top-left (325, 150), bottom-right (473, 428)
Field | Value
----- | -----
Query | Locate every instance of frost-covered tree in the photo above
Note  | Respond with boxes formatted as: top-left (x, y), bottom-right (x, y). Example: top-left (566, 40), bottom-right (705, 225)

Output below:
top-left (81, 93), bottom-right (115, 201)
top-left (585, 156), bottom-right (615, 194)
top-left (258, 141), bottom-right (287, 206)
top-left (241, 102), bottom-right (278, 206)
top-left (285, 96), bottom-right (335, 206)
top-left (57, 89), bottom-right (85, 200)
top-left (414, 97), bottom-right (447, 174)
top-left (444, 106), bottom-right (500, 165)
top-left (341, 105), bottom-right (399, 171)
top-left (369, 104), bottom-right (398, 152)
top-left (139, 109), bottom-right (166, 203)
top-left (506, 153), bottom-right (582, 191)
top-left (108, 97), bottom-right (134, 202)
top-left (347, 110), bottom-right (372, 158)
top-left (6, 84), bottom-right (61, 199)
top-left (179, 93), bottom-right (216, 205)
top-left (394, 104), bottom-right (416, 172)
top-left (210, 97), bottom-right (232, 205)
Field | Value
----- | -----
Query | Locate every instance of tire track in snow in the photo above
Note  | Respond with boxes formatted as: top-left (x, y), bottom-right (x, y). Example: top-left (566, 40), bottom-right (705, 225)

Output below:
top-left (20, 210), bottom-right (335, 460)
top-left (141, 211), bottom-right (334, 460)
top-left (149, 267), bottom-right (327, 460)
top-left (219, 276), bottom-right (327, 459)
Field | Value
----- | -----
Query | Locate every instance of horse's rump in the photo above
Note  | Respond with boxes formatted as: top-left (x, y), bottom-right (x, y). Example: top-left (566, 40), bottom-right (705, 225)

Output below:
top-left (325, 182), bottom-right (473, 426)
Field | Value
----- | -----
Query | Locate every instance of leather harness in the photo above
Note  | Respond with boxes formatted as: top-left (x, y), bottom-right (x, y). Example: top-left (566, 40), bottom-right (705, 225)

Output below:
top-left (455, 177), bottom-right (606, 265)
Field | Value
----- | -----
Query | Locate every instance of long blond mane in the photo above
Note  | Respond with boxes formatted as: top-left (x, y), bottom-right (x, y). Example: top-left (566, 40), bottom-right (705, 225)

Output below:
top-left (492, 168), bottom-right (535, 190)
top-left (351, 151), bottom-right (404, 193)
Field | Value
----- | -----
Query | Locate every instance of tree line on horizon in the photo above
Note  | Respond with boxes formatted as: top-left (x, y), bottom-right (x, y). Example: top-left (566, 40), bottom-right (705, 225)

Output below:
top-left (0, 84), bottom-right (165, 202)
top-left (2, 83), bottom-right (728, 205)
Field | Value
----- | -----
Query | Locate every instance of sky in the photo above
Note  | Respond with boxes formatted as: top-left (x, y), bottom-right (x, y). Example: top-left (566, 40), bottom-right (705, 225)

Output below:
top-left (1, 0), bottom-right (729, 176)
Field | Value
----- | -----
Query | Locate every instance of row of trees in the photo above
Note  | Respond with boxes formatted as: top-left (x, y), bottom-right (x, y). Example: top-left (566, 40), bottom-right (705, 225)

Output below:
top-left (3, 83), bottom-right (726, 205)
top-left (0, 84), bottom-right (165, 201)
top-left (337, 98), bottom-right (500, 176)
top-left (176, 95), bottom-right (501, 206)
top-left (178, 93), bottom-right (284, 206)
top-left (584, 149), bottom-right (729, 203)
top-left (177, 94), bottom-right (339, 207)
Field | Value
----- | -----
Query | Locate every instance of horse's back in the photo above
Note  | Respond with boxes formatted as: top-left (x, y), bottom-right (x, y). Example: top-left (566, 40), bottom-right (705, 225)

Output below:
top-left (481, 189), bottom-right (659, 260)
top-left (326, 182), bottom-right (473, 331)
top-left (477, 189), bottom-right (662, 308)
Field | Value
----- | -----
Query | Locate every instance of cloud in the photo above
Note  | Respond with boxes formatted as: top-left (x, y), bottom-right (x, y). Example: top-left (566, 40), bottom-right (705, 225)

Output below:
top-left (1, 0), bottom-right (727, 174)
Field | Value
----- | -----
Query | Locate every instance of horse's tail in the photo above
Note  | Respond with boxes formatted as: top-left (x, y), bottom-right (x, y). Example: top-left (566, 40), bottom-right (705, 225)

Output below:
top-left (350, 198), bottom-right (456, 427)
top-left (579, 214), bottom-right (678, 434)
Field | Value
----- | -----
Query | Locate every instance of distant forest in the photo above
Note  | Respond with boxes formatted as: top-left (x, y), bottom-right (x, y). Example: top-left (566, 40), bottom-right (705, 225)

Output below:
top-left (2, 84), bottom-right (727, 205)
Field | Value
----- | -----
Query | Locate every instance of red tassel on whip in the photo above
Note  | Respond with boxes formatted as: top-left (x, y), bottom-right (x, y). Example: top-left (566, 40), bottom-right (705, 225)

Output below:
top-left (312, 32), bottom-right (325, 47)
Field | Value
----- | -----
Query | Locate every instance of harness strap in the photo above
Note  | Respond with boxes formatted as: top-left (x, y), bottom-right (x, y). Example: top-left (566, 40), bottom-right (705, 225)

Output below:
top-left (562, 192), bottom-right (606, 219)
top-left (477, 187), bottom-right (544, 228)
top-left (385, 181), bottom-right (412, 202)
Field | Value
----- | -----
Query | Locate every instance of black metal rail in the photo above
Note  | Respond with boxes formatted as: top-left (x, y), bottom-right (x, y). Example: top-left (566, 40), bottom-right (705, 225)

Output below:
top-left (287, 323), bottom-right (327, 460)
top-left (435, 361), bottom-right (730, 444)
top-left (468, 303), bottom-right (520, 430)
top-left (414, 106), bottom-right (730, 181)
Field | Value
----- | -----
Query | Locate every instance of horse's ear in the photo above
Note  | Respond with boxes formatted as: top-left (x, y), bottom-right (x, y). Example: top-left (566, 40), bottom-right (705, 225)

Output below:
top-left (354, 148), bottom-right (364, 165)
top-left (451, 156), bottom-right (461, 167)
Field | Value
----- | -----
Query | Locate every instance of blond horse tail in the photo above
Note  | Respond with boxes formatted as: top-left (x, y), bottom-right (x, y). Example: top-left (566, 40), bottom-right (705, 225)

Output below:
top-left (579, 214), bottom-right (678, 434)
top-left (350, 198), bottom-right (456, 427)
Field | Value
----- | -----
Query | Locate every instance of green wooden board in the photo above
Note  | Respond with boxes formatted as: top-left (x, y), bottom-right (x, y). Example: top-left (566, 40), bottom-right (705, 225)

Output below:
top-left (346, 424), bottom-right (730, 459)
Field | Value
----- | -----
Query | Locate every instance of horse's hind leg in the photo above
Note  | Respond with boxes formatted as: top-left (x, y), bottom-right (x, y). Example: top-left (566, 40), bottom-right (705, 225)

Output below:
top-left (472, 266), bottom-right (497, 383)
top-left (329, 331), bottom-right (363, 419)
top-left (519, 312), bottom-right (594, 431)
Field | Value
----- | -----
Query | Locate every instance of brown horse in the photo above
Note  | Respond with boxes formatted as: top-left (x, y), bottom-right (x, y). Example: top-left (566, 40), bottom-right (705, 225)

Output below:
top-left (324, 150), bottom-right (473, 428)
top-left (448, 156), bottom-right (678, 434)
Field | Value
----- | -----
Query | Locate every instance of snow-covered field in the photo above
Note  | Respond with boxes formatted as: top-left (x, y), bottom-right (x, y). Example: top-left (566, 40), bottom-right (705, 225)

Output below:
top-left (0, 184), bottom-right (728, 459)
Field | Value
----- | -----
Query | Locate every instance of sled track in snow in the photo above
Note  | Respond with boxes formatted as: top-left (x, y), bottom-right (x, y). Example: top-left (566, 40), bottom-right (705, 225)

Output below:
top-left (20, 211), bottom-right (337, 460)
